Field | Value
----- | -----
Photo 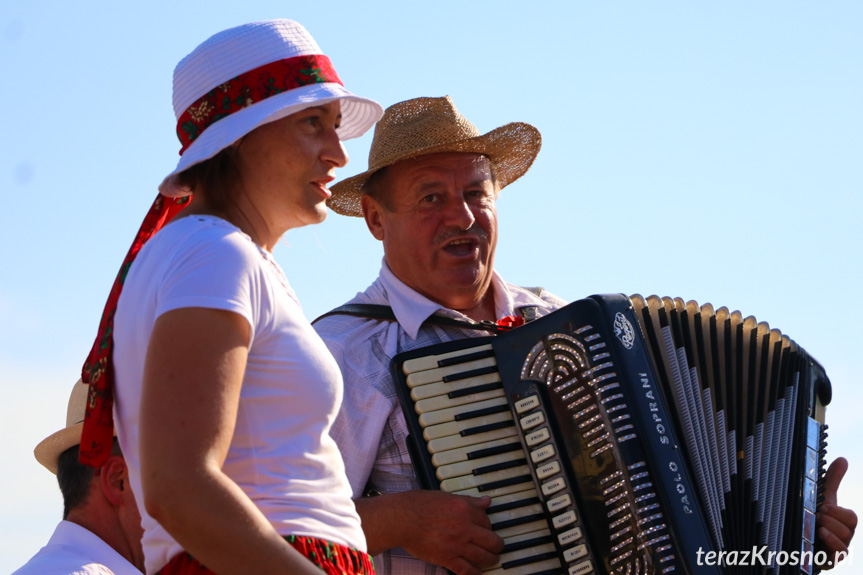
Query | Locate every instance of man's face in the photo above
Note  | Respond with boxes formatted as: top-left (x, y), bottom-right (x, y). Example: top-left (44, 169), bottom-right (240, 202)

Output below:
top-left (362, 152), bottom-right (498, 311)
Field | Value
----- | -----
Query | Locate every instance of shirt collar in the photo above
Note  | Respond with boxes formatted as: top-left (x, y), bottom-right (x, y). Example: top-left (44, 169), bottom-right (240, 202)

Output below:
top-left (48, 520), bottom-right (140, 575)
top-left (375, 259), bottom-right (550, 340)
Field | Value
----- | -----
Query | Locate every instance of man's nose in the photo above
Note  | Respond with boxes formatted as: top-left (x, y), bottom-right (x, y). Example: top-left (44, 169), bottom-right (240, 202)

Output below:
top-left (445, 197), bottom-right (476, 230)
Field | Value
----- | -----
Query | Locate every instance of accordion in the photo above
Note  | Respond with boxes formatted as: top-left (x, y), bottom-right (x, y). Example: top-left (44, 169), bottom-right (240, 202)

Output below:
top-left (391, 294), bottom-right (831, 575)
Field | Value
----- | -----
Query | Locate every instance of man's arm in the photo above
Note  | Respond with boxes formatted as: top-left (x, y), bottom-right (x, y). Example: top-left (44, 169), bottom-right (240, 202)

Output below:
top-left (356, 490), bottom-right (503, 575)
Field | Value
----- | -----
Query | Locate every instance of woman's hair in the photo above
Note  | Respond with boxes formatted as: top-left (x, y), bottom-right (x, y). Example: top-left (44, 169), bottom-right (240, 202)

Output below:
top-left (174, 145), bottom-right (244, 213)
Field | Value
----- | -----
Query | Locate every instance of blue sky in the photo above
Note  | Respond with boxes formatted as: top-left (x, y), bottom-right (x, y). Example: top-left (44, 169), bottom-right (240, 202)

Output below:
top-left (1, 1), bottom-right (861, 572)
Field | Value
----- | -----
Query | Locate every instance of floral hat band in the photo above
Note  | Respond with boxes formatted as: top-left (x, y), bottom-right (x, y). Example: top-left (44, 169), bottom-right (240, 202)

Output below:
top-left (176, 54), bottom-right (342, 155)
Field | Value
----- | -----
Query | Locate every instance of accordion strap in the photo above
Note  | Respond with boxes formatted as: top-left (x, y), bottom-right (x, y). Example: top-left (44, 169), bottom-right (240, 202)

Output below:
top-left (313, 286), bottom-right (546, 333)
top-left (313, 303), bottom-right (512, 333)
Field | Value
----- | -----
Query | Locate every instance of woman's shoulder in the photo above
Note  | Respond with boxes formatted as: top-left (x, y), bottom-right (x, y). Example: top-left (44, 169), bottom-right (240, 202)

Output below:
top-left (156, 215), bottom-right (260, 257)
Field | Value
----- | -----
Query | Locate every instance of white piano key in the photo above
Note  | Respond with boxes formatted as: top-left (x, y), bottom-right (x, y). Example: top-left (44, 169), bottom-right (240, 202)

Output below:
top-left (488, 502), bottom-right (544, 525)
top-left (440, 464), bottom-right (532, 492)
top-left (406, 357), bottom-right (498, 388)
top-left (414, 387), bottom-right (505, 413)
top-left (431, 437), bottom-right (521, 467)
top-left (483, 557), bottom-right (562, 575)
top-left (418, 396), bottom-right (510, 427)
top-left (402, 343), bottom-right (493, 374)
top-left (423, 411), bottom-right (513, 441)
top-left (436, 449), bottom-right (526, 480)
top-left (499, 542), bottom-right (557, 567)
top-left (489, 488), bottom-right (540, 509)
top-left (410, 372), bottom-right (501, 401)
top-left (452, 479), bottom-right (536, 499)
top-left (427, 426), bottom-right (518, 453)
top-left (495, 519), bottom-right (552, 540)
top-left (501, 527), bottom-right (553, 548)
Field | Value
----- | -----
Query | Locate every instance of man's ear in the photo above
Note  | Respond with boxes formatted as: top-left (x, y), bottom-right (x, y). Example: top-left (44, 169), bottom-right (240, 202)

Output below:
top-left (100, 455), bottom-right (129, 507)
top-left (362, 194), bottom-right (385, 241)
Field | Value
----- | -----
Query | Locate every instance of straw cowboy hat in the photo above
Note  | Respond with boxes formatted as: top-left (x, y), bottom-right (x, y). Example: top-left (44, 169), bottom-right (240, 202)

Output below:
top-left (327, 95), bottom-right (542, 217)
top-left (35, 379), bottom-right (111, 474)
top-left (159, 19), bottom-right (382, 197)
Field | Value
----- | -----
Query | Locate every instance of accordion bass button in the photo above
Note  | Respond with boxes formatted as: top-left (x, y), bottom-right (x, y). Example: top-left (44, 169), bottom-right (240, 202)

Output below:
top-left (563, 543), bottom-right (589, 562)
top-left (525, 426), bottom-right (550, 446)
top-left (541, 477), bottom-right (566, 496)
top-left (514, 395), bottom-right (541, 413)
top-left (536, 460), bottom-right (562, 480)
top-left (558, 526), bottom-right (584, 546)
top-left (568, 560), bottom-right (594, 575)
top-left (552, 509), bottom-right (578, 529)
top-left (547, 493), bottom-right (572, 512)
top-left (530, 444), bottom-right (556, 463)
top-left (519, 411), bottom-right (545, 430)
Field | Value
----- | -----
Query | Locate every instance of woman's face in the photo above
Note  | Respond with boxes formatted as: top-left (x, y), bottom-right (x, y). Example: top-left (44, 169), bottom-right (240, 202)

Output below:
top-left (235, 100), bottom-right (347, 232)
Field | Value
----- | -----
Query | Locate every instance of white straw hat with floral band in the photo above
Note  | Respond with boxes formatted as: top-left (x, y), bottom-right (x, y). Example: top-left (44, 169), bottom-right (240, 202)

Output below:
top-left (160, 19), bottom-right (383, 196)
top-left (79, 20), bottom-right (381, 468)
top-left (327, 95), bottom-right (541, 217)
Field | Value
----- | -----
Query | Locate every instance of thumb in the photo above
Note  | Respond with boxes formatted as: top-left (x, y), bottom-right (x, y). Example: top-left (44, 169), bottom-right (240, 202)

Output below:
top-left (468, 495), bottom-right (493, 510)
top-left (822, 457), bottom-right (849, 506)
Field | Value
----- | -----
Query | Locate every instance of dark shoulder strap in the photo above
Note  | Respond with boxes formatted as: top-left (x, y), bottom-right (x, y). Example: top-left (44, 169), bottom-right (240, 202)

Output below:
top-left (312, 303), bottom-right (510, 334)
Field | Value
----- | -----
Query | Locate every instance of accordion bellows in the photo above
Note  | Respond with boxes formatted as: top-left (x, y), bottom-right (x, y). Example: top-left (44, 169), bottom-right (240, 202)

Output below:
top-left (392, 294), bottom-right (831, 575)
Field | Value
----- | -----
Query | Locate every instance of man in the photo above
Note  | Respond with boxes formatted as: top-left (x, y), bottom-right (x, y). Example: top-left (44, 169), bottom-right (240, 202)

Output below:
top-left (13, 380), bottom-right (144, 575)
top-left (315, 96), bottom-right (856, 575)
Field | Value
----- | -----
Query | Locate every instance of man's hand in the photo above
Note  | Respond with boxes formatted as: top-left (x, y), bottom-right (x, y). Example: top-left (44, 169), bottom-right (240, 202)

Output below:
top-left (356, 490), bottom-right (504, 575)
top-left (816, 457), bottom-right (857, 569)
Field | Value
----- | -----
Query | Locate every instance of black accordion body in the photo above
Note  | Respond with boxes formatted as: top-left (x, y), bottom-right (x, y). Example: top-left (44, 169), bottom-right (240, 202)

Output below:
top-left (391, 294), bottom-right (831, 575)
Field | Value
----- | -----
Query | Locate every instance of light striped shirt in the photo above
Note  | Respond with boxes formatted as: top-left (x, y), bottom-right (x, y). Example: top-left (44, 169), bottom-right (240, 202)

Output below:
top-left (314, 261), bottom-right (565, 575)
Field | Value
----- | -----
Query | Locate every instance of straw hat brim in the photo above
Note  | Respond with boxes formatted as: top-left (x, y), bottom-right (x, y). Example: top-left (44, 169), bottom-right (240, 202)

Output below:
top-left (34, 422), bottom-right (87, 475)
top-left (159, 83), bottom-right (383, 197)
top-left (327, 121), bottom-right (542, 217)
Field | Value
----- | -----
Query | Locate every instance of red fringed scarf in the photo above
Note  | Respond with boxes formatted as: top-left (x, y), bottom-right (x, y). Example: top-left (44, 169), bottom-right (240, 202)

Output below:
top-left (79, 193), bottom-right (191, 467)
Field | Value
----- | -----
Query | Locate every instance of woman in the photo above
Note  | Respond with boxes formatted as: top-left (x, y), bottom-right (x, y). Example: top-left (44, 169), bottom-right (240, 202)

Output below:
top-left (85, 19), bottom-right (382, 575)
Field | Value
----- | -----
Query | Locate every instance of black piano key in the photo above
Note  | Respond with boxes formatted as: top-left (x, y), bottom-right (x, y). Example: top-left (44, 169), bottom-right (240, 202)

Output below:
top-left (437, 349), bottom-right (495, 367)
top-left (502, 551), bottom-right (561, 570)
top-left (500, 535), bottom-right (555, 554)
top-left (487, 496), bottom-right (542, 515)
top-left (492, 512), bottom-right (547, 531)
top-left (477, 474), bottom-right (533, 492)
top-left (460, 420), bottom-right (514, 436)
top-left (473, 458), bottom-right (527, 476)
top-left (443, 365), bottom-right (499, 383)
top-left (454, 404), bottom-right (510, 422)
top-left (467, 441), bottom-right (523, 460)
top-left (447, 381), bottom-right (503, 399)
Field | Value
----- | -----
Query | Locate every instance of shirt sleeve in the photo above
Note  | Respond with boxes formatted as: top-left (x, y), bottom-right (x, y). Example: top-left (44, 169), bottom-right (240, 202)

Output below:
top-left (155, 229), bottom-right (263, 331)
top-left (318, 322), bottom-right (392, 499)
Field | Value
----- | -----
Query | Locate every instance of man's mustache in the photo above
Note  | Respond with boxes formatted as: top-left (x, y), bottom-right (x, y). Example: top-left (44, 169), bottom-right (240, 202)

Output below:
top-left (434, 225), bottom-right (489, 246)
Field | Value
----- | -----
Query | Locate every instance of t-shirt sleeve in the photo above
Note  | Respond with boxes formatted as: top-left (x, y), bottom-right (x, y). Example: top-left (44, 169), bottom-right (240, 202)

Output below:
top-left (154, 230), bottom-right (262, 332)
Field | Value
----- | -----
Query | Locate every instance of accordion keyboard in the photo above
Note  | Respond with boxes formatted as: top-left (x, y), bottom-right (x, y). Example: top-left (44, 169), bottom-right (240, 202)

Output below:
top-left (402, 343), bottom-right (598, 575)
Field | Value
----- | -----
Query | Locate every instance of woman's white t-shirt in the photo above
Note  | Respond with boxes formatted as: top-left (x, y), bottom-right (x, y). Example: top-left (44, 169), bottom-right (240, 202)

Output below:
top-left (113, 215), bottom-right (365, 574)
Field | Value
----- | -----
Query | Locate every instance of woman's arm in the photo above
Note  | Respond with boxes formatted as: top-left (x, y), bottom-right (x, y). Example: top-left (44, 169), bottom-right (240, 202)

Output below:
top-left (139, 307), bottom-right (323, 575)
